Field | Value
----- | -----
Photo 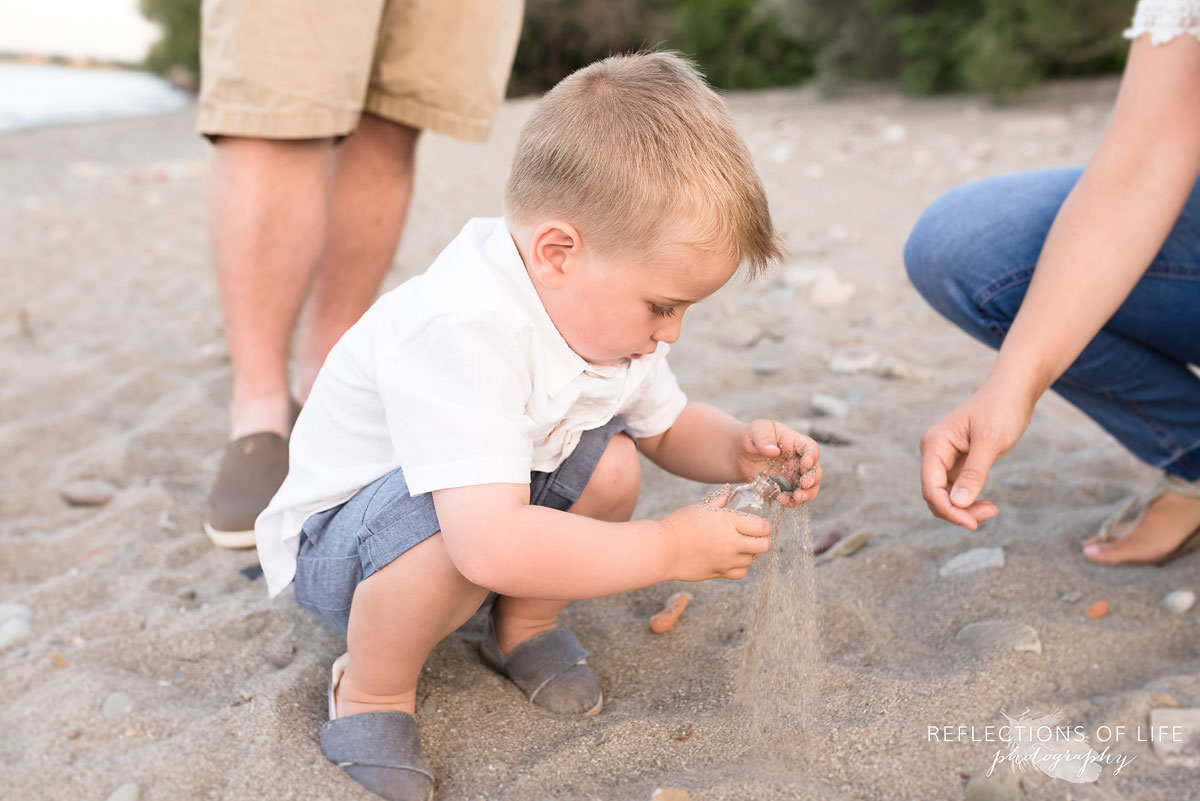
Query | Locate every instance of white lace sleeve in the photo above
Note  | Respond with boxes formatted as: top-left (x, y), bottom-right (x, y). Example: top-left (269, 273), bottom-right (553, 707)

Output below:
top-left (1125, 0), bottom-right (1200, 45)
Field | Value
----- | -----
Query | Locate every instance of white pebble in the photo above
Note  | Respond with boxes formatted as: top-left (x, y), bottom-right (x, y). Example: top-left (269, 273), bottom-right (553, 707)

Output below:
top-left (829, 347), bottom-right (881, 375)
top-left (809, 273), bottom-right (856, 309)
top-left (939, 547), bottom-right (1005, 578)
top-left (0, 617), bottom-right (32, 650)
top-left (106, 783), bottom-right (140, 801)
top-left (811, 394), bottom-right (849, 419)
top-left (1163, 590), bottom-right (1196, 615)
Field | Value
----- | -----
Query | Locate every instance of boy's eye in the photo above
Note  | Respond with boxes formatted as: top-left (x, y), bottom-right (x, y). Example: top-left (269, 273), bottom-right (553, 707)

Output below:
top-left (650, 303), bottom-right (677, 318)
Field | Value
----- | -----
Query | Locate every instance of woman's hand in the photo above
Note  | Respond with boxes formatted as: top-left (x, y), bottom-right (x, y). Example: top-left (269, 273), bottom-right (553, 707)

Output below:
top-left (919, 378), bottom-right (1037, 529)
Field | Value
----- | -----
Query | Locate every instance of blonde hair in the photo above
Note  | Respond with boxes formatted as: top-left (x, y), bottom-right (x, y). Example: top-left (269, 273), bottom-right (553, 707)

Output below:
top-left (504, 52), bottom-right (785, 277)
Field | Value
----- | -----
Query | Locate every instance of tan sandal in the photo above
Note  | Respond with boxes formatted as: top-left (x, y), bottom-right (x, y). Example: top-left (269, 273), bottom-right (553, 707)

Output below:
top-left (1093, 474), bottom-right (1200, 567)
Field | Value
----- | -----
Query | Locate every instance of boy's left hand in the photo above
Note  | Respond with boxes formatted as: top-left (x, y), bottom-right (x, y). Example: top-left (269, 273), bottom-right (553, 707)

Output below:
top-left (735, 419), bottom-right (822, 506)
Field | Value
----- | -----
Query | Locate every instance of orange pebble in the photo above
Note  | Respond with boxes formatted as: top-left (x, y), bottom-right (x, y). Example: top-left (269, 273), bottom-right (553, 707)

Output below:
top-left (649, 592), bottom-right (692, 634)
top-left (1086, 600), bottom-right (1109, 618)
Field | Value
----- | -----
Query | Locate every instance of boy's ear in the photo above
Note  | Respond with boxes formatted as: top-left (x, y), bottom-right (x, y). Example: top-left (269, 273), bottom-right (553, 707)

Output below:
top-left (528, 221), bottom-right (580, 288)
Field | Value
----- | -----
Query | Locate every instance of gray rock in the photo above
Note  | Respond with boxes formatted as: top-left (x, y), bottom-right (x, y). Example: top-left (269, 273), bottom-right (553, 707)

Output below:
top-left (955, 620), bottom-right (1042, 655)
top-left (175, 587), bottom-right (197, 601)
top-left (815, 531), bottom-right (869, 565)
top-left (0, 604), bottom-right (32, 624)
top-left (0, 617), bottom-right (32, 650)
top-left (811, 393), bottom-right (849, 419)
top-left (963, 774), bottom-right (1022, 801)
top-left (102, 691), bottom-right (135, 720)
top-left (829, 347), bottom-right (881, 375)
top-left (1149, 707), bottom-right (1200, 767)
top-left (1059, 591), bottom-right (1082, 604)
top-left (105, 783), bottom-right (141, 801)
top-left (752, 362), bottom-right (783, 376)
top-left (939, 547), bottom-right (1005, 578)
top-left (59, 479), bottom-right (117, 506)
top-left (1163, 590), bottom-right (1196, 615)
top-left (421, 700), bottom-right (438, 714)
top-left (222, 614), bottom-right (268, 641)
top-left (265, 641), bottom-right (296, 669)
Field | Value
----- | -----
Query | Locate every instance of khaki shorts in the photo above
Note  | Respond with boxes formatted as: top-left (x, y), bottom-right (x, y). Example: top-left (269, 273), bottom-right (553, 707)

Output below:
top-left (197, 0), bottom-right (523, 142)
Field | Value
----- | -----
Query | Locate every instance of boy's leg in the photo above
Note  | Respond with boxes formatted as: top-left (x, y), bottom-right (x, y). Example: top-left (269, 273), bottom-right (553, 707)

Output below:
top-left (492, 432), bottom-right (641, 656)
top-left (292, 113), bottom-right (421, 403)
top-left (336, 531), bottom-right (491, 718)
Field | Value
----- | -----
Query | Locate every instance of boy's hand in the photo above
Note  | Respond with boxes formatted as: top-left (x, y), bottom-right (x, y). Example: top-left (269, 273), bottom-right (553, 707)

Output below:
top-left (660, 495), bottom-right (771, 581)
top-left (734, 419), bottom-right (822, 506)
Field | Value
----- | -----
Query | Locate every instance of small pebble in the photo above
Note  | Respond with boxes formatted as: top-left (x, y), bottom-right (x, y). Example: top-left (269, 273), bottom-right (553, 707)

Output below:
top-left (0, 603), bottom-right (32, 624)
top-left (812, 530), bottom-right (843, 556)
top-left (651, 789), bottom-right (691, 801)
top-left (105, 783), bottom-right (141, 801)
top-left (50, 651), bottom-right (68, 670)
top-left (1086, 600), bottom-right (1109, 619)
top-left (815, 530), bottom-right (869, 565)
top-left (59, 479), bottom-right (117, 506)
top-left (876, 356), bottom-right (927, 382)
top-left (176, 587), bottom-right (197, 601)
top-left (810, 393), bottom-right (849, 419)
top-left (239, 565), bottom-right (264, 581)
top-left (421, 700), bottom-right (438, 714)
top-left (955, 620), bottom-right (1042, 654)
top-left (673, 723), bottom-right (695, 742)
top-left (1059, 591), bottom-right (1082, 604)
top-left (0, 617), bottom-right (33, 650)
top-left (963, 774), bottom-right (1021, 801)
top-left (809, 273), bottom-right (856, 308)
top-left (1163, 590), bottom-right (1196, 615)
top-left (102, 691), bottom-right (134, 720)
top-left (939, 547), bottom-right (1005, 579)
top-left (649, 592), bottom-right (692, 634)
top-left (265, 641), bottom-right (296, 669)
top-left (222, 614), bottom-right (268, 641)
top-left (593, 730), bottom-right (605, 745)
top-left (829, 347), bottom-right (881, 375)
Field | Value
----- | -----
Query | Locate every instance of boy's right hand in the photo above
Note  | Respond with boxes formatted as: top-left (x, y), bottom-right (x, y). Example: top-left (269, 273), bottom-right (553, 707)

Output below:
top-left (660, 495), bottom-right (771, 581)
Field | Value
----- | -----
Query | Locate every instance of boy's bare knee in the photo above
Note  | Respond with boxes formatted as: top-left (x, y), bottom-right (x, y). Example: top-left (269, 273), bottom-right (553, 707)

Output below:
top-left (582, 433), bottom-right (640, 513)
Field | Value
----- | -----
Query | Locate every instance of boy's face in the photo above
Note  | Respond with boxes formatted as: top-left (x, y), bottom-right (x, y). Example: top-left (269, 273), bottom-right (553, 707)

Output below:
top-left (551, 236), bottom-right (740, 366)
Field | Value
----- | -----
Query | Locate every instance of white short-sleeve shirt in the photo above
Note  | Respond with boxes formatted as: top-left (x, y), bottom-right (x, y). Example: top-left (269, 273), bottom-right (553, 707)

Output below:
top-left (255, 217), bottom-right (688, 596)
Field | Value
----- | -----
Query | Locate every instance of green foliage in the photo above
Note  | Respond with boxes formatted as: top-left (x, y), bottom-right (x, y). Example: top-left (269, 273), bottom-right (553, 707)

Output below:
top-left (140, 0), bottom-right (1136, 98)
top-left (140, 0), bottom-right (200, 81)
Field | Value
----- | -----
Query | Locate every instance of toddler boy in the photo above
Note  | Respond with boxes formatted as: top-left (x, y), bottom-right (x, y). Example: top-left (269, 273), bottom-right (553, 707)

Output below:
top-left (256, 52), bottom-right (823, 801)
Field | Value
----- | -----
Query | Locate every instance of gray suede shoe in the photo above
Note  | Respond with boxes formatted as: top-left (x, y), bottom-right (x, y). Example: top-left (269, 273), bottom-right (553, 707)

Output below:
top-left (320, 654), bottom-right (435, 801)
top-left (479, 613), bottom-right (603, 716)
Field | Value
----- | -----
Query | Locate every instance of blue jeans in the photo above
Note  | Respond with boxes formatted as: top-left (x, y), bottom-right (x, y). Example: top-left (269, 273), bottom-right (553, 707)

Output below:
top-left (904, 167), bottom-right (1200, 481)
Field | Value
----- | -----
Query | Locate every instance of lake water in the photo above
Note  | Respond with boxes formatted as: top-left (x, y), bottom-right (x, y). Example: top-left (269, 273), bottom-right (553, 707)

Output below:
top-left (0, 63), bottom-right (190, 134)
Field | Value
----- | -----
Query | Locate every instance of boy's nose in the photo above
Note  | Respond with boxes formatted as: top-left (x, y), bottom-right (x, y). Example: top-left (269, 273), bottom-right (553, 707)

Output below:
top-left (653, 319), bottom-right (683, 344)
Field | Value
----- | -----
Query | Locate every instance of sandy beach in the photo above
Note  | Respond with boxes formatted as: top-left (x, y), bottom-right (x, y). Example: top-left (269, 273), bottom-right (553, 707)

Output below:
top-left (3, 80), bottom-right (1199, 800)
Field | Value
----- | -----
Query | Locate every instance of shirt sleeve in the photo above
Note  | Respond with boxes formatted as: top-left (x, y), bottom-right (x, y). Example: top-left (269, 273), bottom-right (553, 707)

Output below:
top-left (375, 313), bottom-right (536, 495)
top-left (616, 352), bottom-right (689, 439)
top-left (1125, 0), bottom-right (1200, 44)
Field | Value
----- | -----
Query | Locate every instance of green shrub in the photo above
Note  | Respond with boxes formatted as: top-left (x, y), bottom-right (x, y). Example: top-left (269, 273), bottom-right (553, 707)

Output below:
top-left (141, 0), bottom-right (1136, 98)
top-left (141, 0), bottom-right (200, 82)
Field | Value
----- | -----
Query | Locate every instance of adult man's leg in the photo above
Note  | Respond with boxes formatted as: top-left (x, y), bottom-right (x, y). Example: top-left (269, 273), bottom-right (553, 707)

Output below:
top-left (293, 113), bottom-right (420, 403)
top-left (205, 118), bottom-right (420, 547)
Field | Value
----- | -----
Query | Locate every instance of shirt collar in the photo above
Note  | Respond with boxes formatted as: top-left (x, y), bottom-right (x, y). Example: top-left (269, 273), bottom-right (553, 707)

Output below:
top-left (482, 218), bottom-right (591, 394)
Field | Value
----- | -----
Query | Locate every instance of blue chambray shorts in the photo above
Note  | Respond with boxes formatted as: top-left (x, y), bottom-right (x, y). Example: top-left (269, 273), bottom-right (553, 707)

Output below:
top-left (293, 416), bottom-right (634, 633)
